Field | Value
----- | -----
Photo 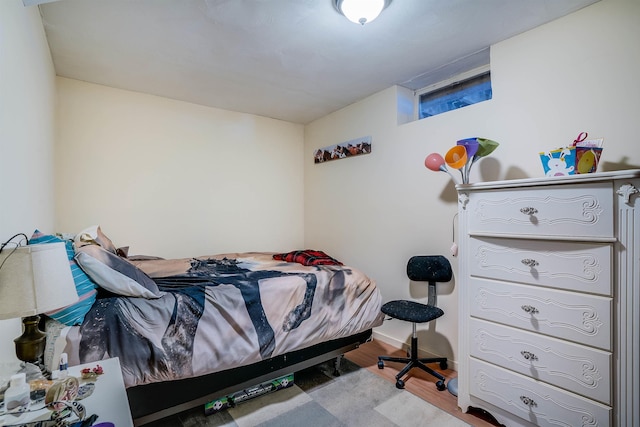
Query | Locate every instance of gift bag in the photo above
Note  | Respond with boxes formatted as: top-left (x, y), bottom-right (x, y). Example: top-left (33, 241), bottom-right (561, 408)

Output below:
top-left (539, 132), bottom-right (603, 176)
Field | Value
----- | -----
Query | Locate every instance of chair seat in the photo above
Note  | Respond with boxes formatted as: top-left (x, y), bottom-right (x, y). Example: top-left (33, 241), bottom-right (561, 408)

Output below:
top-left (381, 300), bottom-right (444, 323)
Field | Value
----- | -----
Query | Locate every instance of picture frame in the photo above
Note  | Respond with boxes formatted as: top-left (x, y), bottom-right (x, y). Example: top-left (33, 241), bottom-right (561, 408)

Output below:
top-left (314, 136), bottom-right (371, 164)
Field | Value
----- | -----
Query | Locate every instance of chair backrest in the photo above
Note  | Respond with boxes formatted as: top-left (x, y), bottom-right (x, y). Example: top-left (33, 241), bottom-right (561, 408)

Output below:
top-left (406, 255), bottom-right (452, 283)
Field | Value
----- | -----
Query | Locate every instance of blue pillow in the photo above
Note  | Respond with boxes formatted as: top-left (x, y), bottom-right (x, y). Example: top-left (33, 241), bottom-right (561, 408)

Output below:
top-left (29, 230), bottom-right (98, 325)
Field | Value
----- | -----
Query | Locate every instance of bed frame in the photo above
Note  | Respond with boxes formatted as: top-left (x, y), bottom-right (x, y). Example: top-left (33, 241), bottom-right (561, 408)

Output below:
top-left (128, 329), bottom-right (373, 426)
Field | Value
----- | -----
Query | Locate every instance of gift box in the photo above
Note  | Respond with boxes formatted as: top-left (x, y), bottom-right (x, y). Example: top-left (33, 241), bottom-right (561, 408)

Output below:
top-left (540, 135), bottom-right (603, 176)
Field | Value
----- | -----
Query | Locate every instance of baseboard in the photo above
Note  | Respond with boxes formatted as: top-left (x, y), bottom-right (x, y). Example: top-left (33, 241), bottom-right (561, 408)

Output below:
top-left (371, 330), bottom-right (459, 372)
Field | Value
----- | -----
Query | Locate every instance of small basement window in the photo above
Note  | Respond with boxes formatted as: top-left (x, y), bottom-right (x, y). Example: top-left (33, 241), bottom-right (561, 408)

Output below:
top-left (417, 68), bottom-right (492, 119)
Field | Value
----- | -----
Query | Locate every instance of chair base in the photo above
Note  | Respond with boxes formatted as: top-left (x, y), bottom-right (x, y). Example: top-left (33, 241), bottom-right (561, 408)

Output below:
top-left (378, 335), bottom-right (447, 391)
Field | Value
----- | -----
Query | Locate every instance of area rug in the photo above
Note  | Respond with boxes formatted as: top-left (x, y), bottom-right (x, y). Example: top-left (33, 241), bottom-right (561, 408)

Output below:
top-left (146, 359), bottom-right (470, 427)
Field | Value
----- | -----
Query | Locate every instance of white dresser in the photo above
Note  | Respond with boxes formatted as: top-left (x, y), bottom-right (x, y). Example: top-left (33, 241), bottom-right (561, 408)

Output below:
top-left (456, 170), bottom-right (640, 427)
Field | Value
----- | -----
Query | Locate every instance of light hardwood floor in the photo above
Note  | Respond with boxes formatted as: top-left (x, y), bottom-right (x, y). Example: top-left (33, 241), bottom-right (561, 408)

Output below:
top-left (345, 339), bottom-right (501, 427)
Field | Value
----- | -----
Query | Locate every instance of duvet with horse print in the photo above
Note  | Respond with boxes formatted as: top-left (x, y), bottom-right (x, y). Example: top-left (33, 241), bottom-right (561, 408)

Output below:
top-left (48, 252), bottom-right (384, 388)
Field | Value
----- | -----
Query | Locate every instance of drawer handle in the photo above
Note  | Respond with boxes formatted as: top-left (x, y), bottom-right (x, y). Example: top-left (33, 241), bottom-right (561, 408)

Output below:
top-left (520, 396), bottom-right (537, 407)
top-left (521, 350), bottom-right (538, 361)
top-left (521, 258), bottom-right (539, 268)
top-left (520, 207), bottom-right (538, 215)
top-left (521, 305), bottom-right (539, 314)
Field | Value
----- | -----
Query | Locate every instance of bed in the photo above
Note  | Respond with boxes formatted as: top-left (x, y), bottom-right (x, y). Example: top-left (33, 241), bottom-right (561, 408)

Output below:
top-left (36, 228), bottom-right (384, 425)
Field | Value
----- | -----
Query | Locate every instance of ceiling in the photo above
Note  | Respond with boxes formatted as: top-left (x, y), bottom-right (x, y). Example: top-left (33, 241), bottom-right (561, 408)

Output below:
top-left (33, 0), bottom-right (599, 124)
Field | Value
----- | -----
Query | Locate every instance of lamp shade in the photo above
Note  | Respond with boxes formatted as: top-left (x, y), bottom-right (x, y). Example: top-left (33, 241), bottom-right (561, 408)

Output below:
top-left (424, 153), bottom-right (445, 172)
top-left (445, 145), bottom-right (468, 170)
top-left (0, 242), bottom-right (78, 320)
top-left (457, 138), bottom-right (479, 158)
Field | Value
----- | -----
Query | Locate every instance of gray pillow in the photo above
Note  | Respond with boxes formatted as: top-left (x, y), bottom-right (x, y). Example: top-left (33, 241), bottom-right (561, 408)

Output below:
top-left (75, 244), bottom-right (163, 298)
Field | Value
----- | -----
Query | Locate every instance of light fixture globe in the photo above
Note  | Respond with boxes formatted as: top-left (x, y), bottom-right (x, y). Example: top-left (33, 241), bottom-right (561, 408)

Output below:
top-left (334, 0), bottom-right (391, 25)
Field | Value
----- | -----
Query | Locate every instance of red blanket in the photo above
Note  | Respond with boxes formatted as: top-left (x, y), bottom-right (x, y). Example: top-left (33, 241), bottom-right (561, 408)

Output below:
top-left (273, 250), bottom-right (343, 266)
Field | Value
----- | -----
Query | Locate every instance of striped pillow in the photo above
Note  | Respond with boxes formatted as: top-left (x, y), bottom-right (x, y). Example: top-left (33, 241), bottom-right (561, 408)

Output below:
top-left (29, 230), bottom-right (98, 325)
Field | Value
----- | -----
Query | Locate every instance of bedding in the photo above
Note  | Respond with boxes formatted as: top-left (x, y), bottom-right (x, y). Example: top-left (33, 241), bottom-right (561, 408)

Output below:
top-left (75, 244), bottom-right (163, 298)
top-left (48, 251), bottom-right (384, 390)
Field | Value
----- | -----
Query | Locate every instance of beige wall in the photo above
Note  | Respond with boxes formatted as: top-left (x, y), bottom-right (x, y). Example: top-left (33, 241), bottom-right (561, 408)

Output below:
top-left (0, 1), bottom-right (57, 362)
top-left (55, 78), bottom-right (305, 258)
top-left (304, 0), bottom-right (640, 367)
top-left (2, 0), bottom-right (639, 371)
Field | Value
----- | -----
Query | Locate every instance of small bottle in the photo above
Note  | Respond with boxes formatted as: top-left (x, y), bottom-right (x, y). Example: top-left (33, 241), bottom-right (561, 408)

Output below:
top-left (59, 353), bottom-right (68, 379)
top-left (4, 372), bottom-right (30, 412)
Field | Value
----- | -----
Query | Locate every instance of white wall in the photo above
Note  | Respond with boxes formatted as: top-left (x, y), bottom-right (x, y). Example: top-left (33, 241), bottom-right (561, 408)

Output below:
top-left (55, 78), bottom-right (305, 258)
top-left (0, 1), bottom-right (57, 362)
top-left (304, 0), bottom-right (640, 367)
top-left (3, 0), bottom-right (639, 371)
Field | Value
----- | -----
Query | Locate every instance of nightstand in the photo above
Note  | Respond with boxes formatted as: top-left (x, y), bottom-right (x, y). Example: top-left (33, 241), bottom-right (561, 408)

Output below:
top-left (0, 357), bottom-right (133, 427)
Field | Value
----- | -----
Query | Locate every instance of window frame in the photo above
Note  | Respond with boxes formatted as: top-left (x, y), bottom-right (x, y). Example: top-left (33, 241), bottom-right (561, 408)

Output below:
top-left (414, 64), bottom-right (491, 120)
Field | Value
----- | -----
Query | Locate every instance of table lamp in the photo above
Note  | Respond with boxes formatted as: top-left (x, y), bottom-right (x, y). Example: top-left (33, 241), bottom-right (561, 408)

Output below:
top-left (0, 242), bottom-right (78, 365)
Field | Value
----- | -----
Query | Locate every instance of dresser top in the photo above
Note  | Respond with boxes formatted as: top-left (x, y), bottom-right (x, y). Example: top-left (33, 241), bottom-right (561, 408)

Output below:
top-left (456, 169), bottom-right (640, 191)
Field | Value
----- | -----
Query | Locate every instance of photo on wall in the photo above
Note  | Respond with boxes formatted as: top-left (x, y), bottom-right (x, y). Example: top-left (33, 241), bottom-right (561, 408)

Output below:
top-left (314, 136), bottom-right (372, 164)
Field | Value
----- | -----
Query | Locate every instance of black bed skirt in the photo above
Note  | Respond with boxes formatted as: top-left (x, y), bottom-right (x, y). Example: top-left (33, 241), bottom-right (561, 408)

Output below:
top-left (128, 329), bottom-right (373, 425)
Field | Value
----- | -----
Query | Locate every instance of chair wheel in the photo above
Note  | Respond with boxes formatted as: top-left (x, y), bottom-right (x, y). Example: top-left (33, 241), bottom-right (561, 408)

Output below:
top-left (396, 379), bottom-right (405, 389)
top-left (436, 380), bottom-right (446, 391)
top-left (377, 360), bottom-right (384, 369)
top-left (439, 361), bottom-right (448, 370)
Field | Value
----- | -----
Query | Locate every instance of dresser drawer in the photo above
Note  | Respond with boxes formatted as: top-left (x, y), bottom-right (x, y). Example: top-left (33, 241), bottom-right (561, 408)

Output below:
top-left (468, 237), bottom-right (612, 296)
top-left (469, 359), bottom-right (611, 427)
top-left (469, 318), bottom-right (611, 404)
top-left (469, 278), bottom-right (612, 350)
top-left (467, 183), bottom-right (614, 238)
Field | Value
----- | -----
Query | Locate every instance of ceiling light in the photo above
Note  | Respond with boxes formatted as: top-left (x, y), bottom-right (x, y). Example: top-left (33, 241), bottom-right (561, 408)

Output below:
top-left (334, 0), bottom-right (391, 25)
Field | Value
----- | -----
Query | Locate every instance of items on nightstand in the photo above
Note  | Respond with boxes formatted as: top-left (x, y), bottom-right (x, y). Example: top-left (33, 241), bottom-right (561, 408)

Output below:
top-left (45, 376), bottom-right (79, 409)
top-left (0, 237), bottom-right (79, 372)
top-left (4, 373), bottom-right (30, 412)
top-left (79, 364), bottom-right (103, 381)
top-left (0, 358), bottom-right (133, 427)
top-left (58, 353), bottom-right (68, 379)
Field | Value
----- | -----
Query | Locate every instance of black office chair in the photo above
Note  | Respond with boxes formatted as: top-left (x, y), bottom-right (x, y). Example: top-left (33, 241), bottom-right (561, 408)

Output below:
top-left (377, 255), bottom-right (452, 390)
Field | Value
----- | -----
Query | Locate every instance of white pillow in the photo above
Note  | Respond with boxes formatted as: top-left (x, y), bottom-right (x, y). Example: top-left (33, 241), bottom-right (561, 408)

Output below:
top-left (74, 225), bottom-right (117, 253)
